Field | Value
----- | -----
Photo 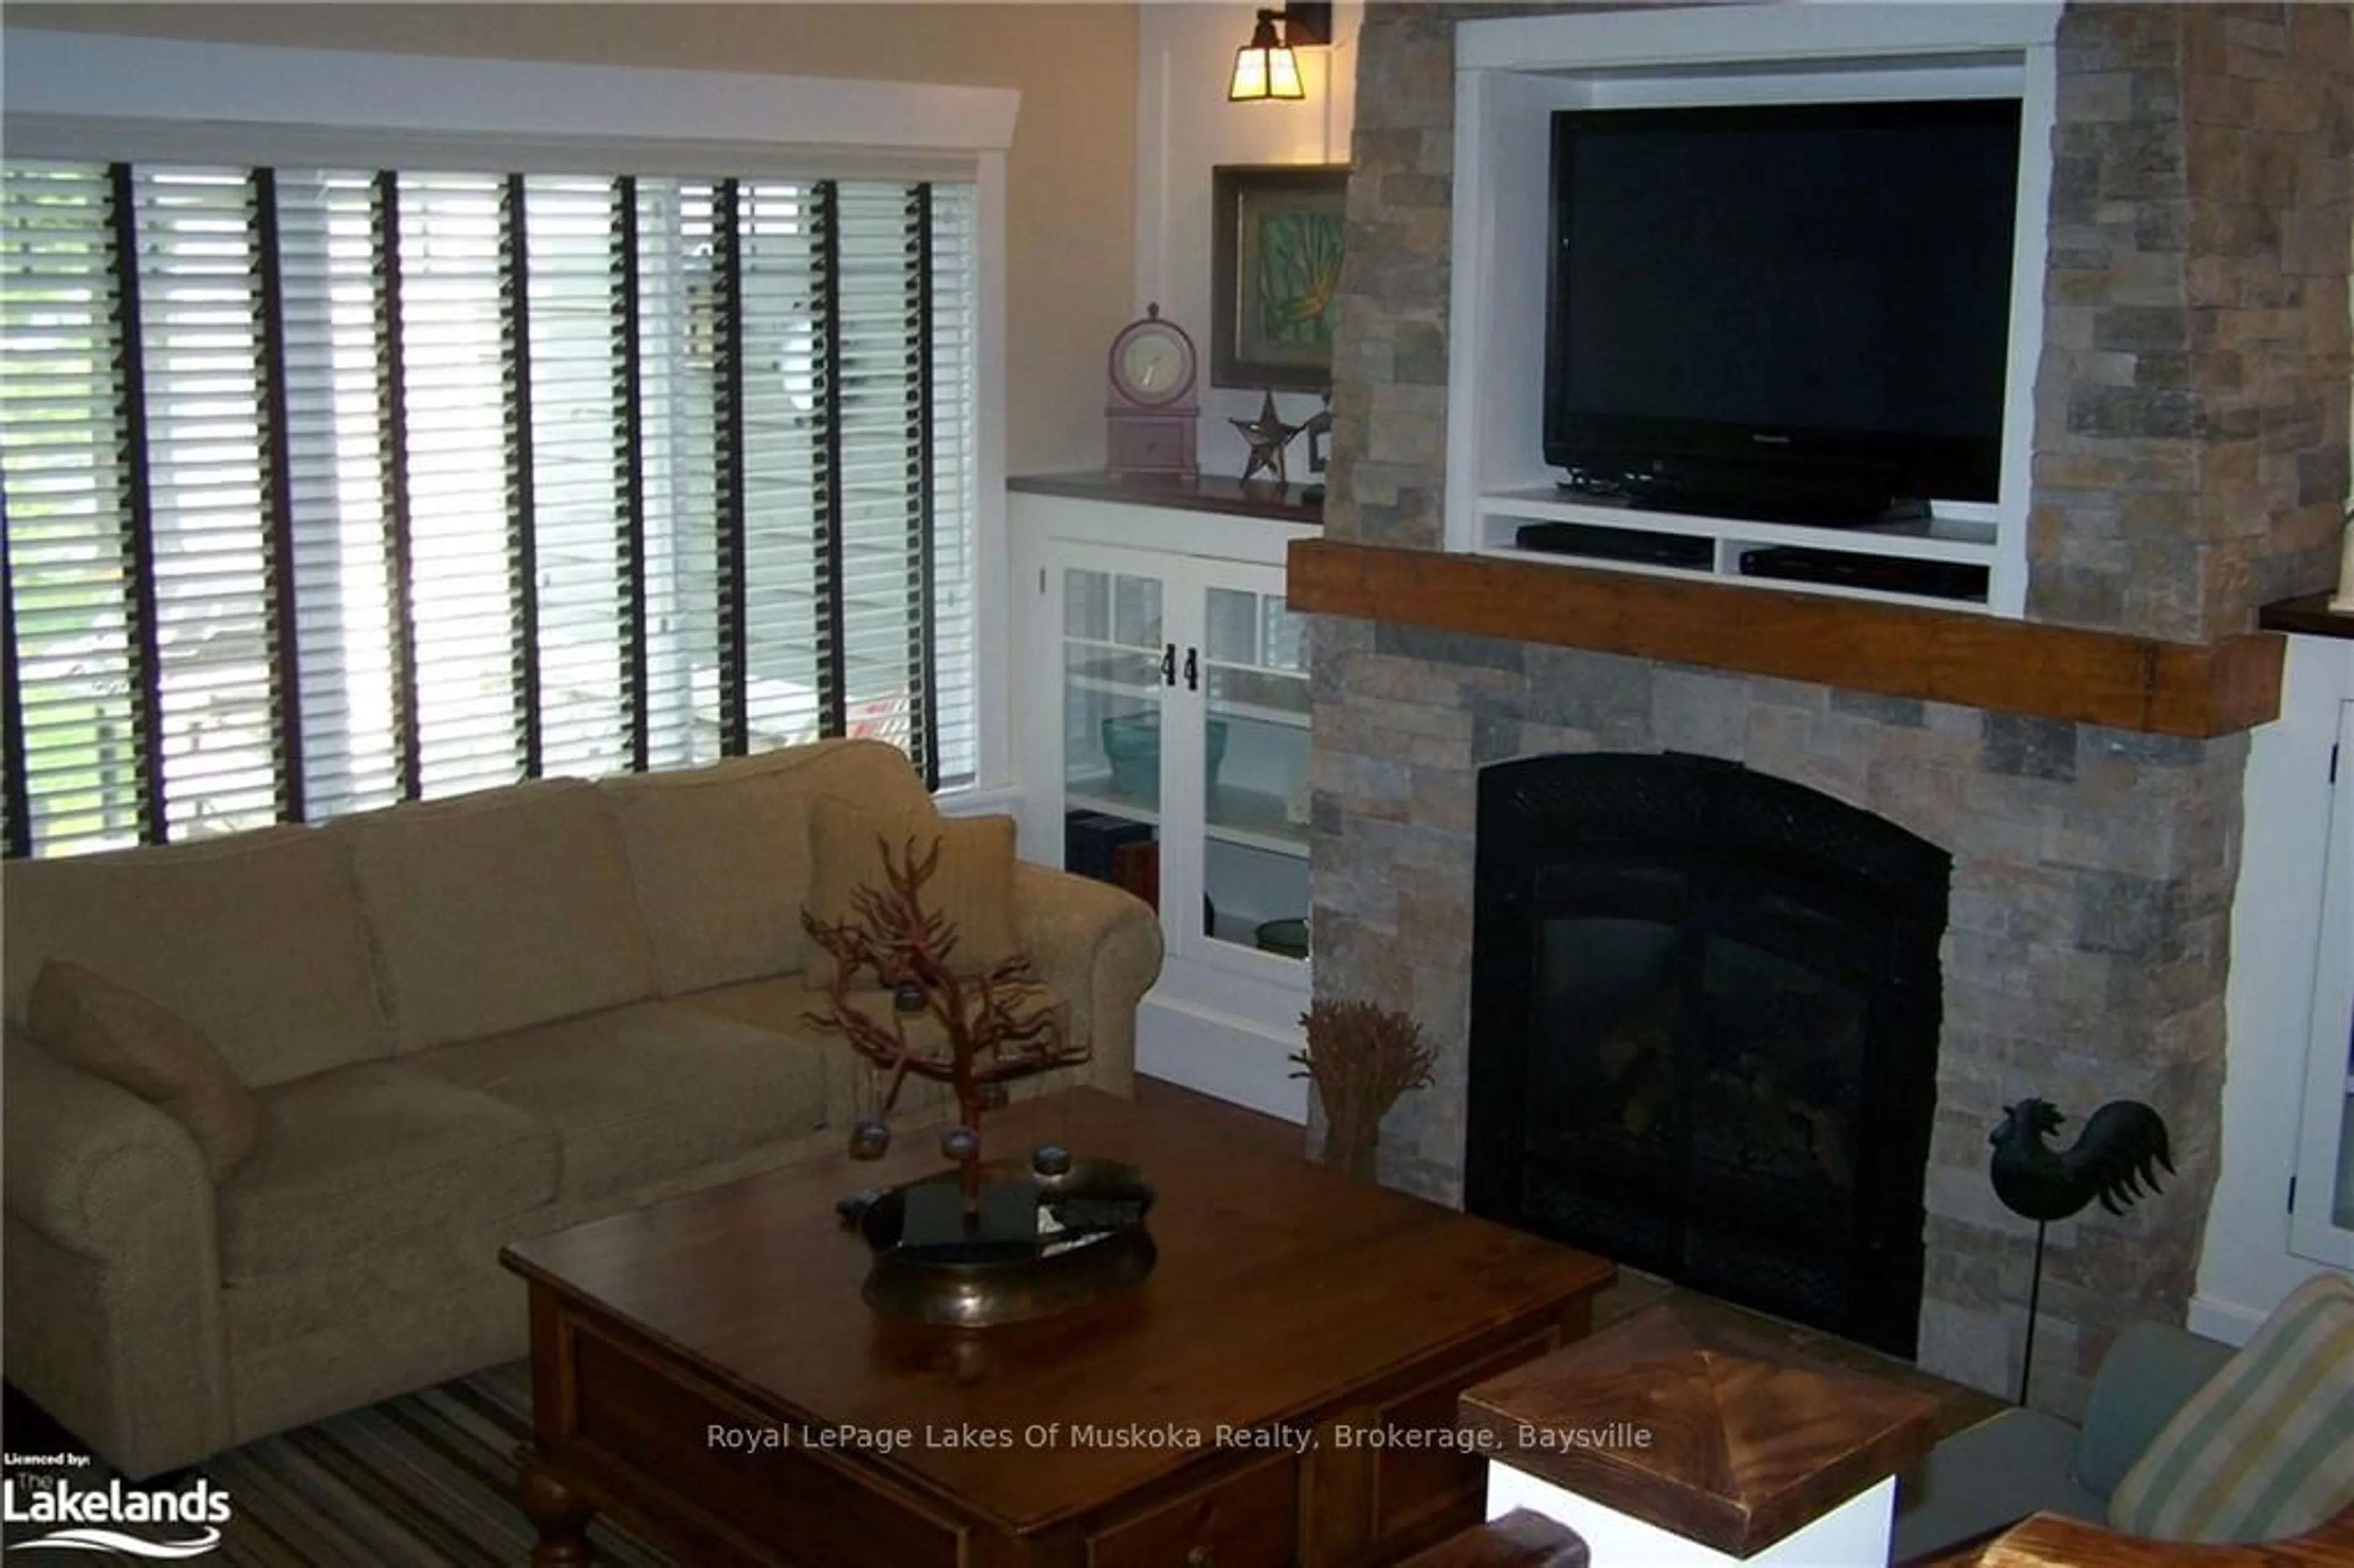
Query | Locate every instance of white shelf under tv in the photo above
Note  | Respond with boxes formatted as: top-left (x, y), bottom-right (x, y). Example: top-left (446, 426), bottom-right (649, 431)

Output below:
top-left (1473, 487), bottom-right (2005, 612)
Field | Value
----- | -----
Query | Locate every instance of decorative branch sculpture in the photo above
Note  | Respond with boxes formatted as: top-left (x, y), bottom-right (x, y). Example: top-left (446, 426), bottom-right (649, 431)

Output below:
top-left (802, 835), bottom-right (1088, 1206)
top-left (1290, 1000), bottom-right (1437, 1181)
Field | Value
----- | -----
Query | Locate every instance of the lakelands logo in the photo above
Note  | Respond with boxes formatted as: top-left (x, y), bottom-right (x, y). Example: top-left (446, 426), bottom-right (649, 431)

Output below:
top-left (3, 1465), bottom-right (230, 1558)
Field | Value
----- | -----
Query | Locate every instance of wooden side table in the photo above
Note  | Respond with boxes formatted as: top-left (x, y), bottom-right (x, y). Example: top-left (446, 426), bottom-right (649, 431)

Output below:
top-left (1456, 1299), bottom-right (1943, 1565)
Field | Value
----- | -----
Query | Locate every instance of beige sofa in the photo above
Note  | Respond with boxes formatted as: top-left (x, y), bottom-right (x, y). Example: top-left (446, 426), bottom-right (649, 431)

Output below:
top-left (1, 739), bottom-right (1161, 1479)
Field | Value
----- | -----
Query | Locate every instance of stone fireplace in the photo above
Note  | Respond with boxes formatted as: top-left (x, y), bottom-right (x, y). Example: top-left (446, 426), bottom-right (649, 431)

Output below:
top-left (1303, 2), bottom-right (2350, 1418)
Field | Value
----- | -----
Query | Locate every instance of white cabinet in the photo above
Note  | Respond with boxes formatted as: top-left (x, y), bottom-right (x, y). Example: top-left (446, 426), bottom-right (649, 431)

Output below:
top-left (2291, 683), bottom-right (2354, 1266)
top-left (2202, 617), bottom-right (2354, 1338)
top-left (1009, 478), bottom-right (1319, 1121)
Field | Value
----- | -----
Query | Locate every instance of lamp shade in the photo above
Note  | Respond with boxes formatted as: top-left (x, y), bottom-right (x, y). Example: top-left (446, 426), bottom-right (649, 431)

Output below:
top-left (1228, 15), bottom-right (1305, 102)
top-left (1265, 44), bottom-right (1305, 100)
top-left (1228, 42), bottom-right (1269, 101)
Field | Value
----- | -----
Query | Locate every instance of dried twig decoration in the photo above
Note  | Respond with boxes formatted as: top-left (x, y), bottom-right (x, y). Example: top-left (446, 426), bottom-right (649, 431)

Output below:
top-left (802, 835), bottom-right (1088, 1202)
top-left (1289, 1000), bottom-right (1436, 1181)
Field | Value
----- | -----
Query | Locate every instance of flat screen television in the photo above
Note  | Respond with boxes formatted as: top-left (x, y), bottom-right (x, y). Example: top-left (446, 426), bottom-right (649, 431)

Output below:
top-left (1544, 99), bottom-right (2022, 526)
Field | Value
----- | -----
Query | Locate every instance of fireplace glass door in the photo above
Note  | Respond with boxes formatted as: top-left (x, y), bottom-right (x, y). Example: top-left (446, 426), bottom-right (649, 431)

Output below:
top-left (1468, 753), bottom-right (1948, 1357)
top-left (1519, 857), bottom-right (1875, 1326)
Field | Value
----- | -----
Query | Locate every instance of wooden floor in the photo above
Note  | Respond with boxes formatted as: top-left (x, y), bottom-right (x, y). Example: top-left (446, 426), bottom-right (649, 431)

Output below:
top-left (1135, 1075), bottom-right (2006, 1445)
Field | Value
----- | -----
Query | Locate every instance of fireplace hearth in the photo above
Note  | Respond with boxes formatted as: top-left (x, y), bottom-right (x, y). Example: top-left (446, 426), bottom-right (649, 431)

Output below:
top-left (1465, 753), bottom-right (1949, 1357)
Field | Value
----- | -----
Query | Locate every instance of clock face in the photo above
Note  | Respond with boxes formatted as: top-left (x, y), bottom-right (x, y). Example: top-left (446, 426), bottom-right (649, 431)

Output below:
top-left (1122, 335), bottom-right (1184, 396)
top-left (1108, 313), bottom-right (1197, 409)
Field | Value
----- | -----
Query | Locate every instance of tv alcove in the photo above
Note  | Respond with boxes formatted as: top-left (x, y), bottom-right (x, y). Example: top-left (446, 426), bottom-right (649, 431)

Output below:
top-left (1444, 4), bottom-right (2060, 616)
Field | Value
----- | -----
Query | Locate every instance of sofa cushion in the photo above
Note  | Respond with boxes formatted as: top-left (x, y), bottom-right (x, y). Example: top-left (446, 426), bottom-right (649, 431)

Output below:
top-left (2, 824), bottom-right (392, 1086)
top-left (402, 1001), bottom-right (829, 1205)
top-left (2108, 1272), bottom-right (2354, 1543)
top-left (602, 763), bottom-right (815, 994)
top-left (805, 805), bottom-right (1022, 989)
top-left (219, 1062), bottom-right (557, 1282)
top-left (28, 961), bottom-right (260, 1182)
top-left (332, 778), bottom-right (657, 1052)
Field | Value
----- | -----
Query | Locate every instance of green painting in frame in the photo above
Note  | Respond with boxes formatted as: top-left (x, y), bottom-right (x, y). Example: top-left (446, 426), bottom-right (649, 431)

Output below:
top-left (1210, 164), bottom-right (1349, 391)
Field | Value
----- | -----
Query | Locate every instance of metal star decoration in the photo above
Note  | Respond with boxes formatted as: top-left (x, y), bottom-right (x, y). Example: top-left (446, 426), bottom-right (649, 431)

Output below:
top-left (1230, 391), bottom-right (1301, 485)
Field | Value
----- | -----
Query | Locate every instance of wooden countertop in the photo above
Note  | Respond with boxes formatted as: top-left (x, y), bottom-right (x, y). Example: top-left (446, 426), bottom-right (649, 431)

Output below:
top-left (1010, 470), bottom-right (1322, 525)
top-left (2258, 591), bottom-right (2354, 642)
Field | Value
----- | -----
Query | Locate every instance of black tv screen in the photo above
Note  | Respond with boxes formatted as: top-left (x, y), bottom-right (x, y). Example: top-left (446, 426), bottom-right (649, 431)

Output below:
top-left (1544, 99), bottom-right (2022, 522)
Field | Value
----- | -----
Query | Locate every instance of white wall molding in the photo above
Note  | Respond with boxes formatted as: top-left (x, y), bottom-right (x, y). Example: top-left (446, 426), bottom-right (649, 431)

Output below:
top-left (2, 29), bottom-right (1018, 175)
top-left (1459, 2), bottom-right (2062, 74)
top-left (2186, 1293), bottom-right (2269, 1346)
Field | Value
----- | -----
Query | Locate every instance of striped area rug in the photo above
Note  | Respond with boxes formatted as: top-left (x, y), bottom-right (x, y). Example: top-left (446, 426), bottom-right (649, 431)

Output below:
top-left (4, 1364), bottom-right (669, 1567)
top-left (205, 1363), bottom-right (668, 1567)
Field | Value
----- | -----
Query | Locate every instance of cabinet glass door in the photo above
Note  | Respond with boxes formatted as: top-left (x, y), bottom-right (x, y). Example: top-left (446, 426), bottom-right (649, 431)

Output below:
top-left (1192, 576), bottom-right (1311, 965)
top-left (1058, 561), bottom-right (1166, 910)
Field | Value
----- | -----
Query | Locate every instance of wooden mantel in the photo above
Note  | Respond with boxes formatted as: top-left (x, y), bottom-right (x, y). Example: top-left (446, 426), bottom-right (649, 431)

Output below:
top-left (1287, 540), bottom-right (2285, 739)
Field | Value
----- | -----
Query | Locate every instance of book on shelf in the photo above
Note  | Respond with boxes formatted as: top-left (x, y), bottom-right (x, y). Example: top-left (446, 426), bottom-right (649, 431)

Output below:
top-left (1109, 839), bottom-right (1159, 912)
top-left (1064, 810), bottom-right (1155, 889)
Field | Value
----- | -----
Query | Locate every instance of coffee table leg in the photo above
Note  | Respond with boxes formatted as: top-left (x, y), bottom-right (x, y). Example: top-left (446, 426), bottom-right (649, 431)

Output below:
top-left (519, 1448), bottom-right (596, 1566)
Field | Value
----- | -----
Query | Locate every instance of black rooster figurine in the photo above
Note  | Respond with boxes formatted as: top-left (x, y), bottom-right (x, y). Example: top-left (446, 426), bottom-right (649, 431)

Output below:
top-left (1989, 1098), bottom-right (2174, 1220)
top-left (1988, 1096), bottom-right (2173, 1406)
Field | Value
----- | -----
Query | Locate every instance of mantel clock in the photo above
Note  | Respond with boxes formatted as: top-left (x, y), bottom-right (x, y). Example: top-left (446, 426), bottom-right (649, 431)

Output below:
top-left (1105, 304), bottom-right (1200, 481)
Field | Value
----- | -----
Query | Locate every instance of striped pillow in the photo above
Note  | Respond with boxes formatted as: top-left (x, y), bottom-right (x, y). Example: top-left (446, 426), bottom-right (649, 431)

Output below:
top-left (2108, 1273), bottom-right (2354, 1543)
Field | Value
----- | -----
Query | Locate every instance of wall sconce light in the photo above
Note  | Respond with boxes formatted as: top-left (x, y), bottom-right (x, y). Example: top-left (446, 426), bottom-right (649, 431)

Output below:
top-left (1228, 3), bottom-right (1333, 104)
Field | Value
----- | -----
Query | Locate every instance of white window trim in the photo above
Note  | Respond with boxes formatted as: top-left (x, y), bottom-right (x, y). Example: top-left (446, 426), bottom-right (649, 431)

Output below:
top-left (2, 26), bottom-right (1020, 795)
top-left (1, 29), bottom-right (1016, 170)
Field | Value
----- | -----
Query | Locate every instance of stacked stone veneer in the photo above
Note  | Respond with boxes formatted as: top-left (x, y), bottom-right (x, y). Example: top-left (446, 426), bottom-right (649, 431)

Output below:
top-left (1311, 4), bottom-right (2350, 1418)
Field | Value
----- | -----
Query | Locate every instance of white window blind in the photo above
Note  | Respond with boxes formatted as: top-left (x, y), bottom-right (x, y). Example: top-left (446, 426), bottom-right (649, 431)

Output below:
top-left (0, 157), bottom-right (978, 858)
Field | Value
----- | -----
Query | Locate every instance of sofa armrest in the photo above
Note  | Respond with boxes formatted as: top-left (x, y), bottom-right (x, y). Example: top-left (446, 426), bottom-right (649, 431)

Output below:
top-left (5, 1026), bottom-right (214, 1254)
top-left (3, 1026), bottom-right (232, 1477)
top-left (1011, 864), bottom-right (1163, 1098)
top-left (2072, 1322), bottom-right (2237, 1499)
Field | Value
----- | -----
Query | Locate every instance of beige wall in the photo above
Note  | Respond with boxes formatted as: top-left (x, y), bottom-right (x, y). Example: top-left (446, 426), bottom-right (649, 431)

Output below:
top-left (7, 3), bottom-right (1141, 472)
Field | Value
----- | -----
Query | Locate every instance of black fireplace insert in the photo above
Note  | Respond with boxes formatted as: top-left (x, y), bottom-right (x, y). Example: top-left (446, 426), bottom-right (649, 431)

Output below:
top-left (1464, 752), bottom-right (1949, 1357)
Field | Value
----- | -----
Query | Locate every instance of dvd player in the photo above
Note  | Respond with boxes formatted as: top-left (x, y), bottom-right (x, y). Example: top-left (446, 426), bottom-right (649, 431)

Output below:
top-left (1737, 546), bottom-right (1987, 602)
top-left (1515, 521), bottom-right (1712, 570)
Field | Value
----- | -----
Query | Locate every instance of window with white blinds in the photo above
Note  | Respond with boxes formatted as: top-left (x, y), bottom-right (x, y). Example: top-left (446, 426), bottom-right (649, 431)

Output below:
top-left (0, 158), bottom-right (978, 857)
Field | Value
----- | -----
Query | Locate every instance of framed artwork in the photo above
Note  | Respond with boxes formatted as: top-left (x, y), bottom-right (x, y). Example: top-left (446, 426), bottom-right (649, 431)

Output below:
top-left (1209, 164), bottom-right (1349, 391)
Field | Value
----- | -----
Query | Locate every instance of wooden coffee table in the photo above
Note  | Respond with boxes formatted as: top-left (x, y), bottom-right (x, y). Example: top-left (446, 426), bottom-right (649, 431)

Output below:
top-left (501, 1088), bottom-right (1612, 1567)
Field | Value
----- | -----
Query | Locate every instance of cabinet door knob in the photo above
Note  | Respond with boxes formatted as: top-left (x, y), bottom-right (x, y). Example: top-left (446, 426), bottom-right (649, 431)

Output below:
top-left (1161, 643), bottom-right (1177, 687)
